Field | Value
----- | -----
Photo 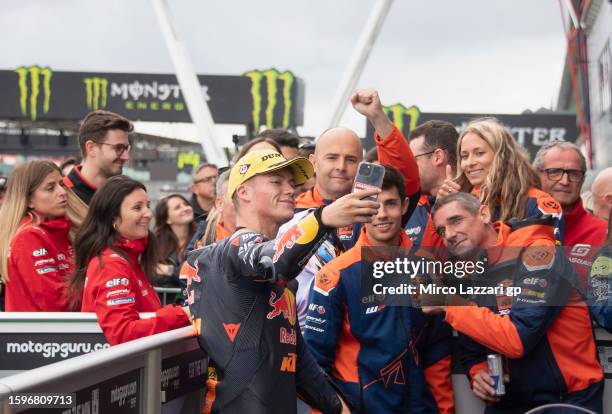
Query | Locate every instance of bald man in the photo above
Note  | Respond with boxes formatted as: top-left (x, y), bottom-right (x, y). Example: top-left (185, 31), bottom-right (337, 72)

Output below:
top-left (277, 89), bottom-right (420, 333)
top-left (592, 167), bottom-right (612, 221)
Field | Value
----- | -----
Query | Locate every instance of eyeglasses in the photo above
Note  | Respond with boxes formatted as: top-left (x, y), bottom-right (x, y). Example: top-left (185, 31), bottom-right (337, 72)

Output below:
top-left (414, 150), bottom-right (436, 158)
top-left (540, 168), bottom-right (585, 182)
top-left (194, 176), bottom-right (217, 184)
top-left (98, 142), bottom-right (131, 156)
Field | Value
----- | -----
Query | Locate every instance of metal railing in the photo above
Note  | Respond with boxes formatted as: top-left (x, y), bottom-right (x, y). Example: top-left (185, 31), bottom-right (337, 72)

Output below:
top-left (0, 325), bottom-right (202, 414)
top-left (0, 312), bottom-right (610, 413)
top-left (154, 287), bottom-right (182, 306)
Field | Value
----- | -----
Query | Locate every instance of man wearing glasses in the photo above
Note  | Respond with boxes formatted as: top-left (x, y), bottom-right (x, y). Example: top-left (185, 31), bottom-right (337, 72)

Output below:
top-left (190, 163), bottom-right (218, 223)
top-left (404, 121), bottom-right (459, 245)
top-left (64, 110), bottom-right (133, 237)
top-left (534, 142), bottom-right (607, 285)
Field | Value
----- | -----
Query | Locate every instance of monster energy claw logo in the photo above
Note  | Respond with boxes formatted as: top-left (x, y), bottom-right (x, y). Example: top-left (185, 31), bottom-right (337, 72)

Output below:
top-left (383, 103), bottom-right (421, 134)
top-left (244, 68), bottom-right (295, 132)
top-left (83, 77), bottom-right (109, 111)
top-left (15, 65), bottom-right (52, 121)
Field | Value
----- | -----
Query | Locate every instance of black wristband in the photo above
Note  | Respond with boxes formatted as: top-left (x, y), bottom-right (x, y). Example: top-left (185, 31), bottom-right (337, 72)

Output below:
top-left (314, 206), bottom-right (334, 232)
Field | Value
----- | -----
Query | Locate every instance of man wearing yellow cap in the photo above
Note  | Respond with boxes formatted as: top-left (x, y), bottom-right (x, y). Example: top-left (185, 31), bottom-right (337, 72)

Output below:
top-left (185, 149), bottom-right (380, 414)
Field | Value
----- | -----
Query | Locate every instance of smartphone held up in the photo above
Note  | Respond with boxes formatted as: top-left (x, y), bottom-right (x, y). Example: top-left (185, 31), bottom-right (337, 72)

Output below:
top-left (352, 162), bottom-right (385, 202)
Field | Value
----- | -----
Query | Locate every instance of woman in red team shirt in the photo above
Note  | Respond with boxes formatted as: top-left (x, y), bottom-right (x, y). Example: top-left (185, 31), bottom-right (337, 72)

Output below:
top-left (68, 175), bottom-right (190, 345)
top-left (0, 161), bottom-right (73, 312)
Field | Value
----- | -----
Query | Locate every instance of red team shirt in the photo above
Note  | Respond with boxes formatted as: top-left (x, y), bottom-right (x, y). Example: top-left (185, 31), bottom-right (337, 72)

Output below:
top-left (5, 215), bottom-right (73, 312)
top-left (81, 237), bottom-right (189, 345)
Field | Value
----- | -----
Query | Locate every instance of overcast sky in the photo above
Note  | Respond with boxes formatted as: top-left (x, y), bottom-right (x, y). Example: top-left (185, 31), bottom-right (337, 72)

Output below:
top-left (0, 0), bottom-right (568, 145)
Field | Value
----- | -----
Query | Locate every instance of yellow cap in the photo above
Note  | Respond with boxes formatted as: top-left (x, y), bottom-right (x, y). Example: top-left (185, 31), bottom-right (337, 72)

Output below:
top-left (228, 149), bottom-right (314, 198)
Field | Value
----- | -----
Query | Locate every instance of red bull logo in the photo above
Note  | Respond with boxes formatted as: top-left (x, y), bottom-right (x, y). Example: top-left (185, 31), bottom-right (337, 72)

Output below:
top-left (266, 289), bottom-right (296, 326)
top-left (273, 225), bottom-right (305, 263)
top-left (179, 261), bottom-right (200, 288)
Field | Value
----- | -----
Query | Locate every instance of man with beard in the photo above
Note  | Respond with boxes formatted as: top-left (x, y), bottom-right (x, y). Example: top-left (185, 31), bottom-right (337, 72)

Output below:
top-left (405, 120), bottom-right (459, 245)
top-left (64, 110), bottom-right (133, 236)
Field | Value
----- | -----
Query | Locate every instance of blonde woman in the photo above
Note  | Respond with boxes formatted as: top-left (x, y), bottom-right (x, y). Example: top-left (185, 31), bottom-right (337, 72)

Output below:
top-left (438, 117), bottom-right (563, 242)
top-left (0, 161), bottom-right (73, 311)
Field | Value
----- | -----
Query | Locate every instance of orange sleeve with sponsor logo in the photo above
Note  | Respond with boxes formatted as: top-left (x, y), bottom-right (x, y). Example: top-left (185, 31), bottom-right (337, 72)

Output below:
top-left (424, 355), bottom-right (455, 414)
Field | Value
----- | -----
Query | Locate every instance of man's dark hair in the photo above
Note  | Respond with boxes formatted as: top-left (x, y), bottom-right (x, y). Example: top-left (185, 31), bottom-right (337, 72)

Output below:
top-left (256, 128), bottom-right (300, 149)
top-left (381, 164), bottom-right (406, 201)
top-left (408, 120), bottom-right (459, 167)
top-left (78, 110), bottom-right (134, 157)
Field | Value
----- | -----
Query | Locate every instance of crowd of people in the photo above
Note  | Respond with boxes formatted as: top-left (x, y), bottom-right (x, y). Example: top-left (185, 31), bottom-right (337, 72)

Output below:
top-left (0, 88), bottom-right (611, 413)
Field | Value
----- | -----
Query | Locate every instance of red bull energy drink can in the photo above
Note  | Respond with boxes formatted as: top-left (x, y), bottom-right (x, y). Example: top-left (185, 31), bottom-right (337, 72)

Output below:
top-left (487, 354), bottom-right (505, 396)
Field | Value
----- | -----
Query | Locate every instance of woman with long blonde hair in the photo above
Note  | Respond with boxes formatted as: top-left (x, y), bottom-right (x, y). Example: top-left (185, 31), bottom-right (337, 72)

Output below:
top-left (0, 161), bottom-right (73, 311)
top-left (439, 118), bottom-right (563, 240)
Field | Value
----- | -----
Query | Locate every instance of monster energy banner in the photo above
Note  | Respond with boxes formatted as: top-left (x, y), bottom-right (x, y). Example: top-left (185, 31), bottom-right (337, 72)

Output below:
top-left (0, 66), bottom-right (304, 132)
top-left (365, 103), bottom-right (579, 160)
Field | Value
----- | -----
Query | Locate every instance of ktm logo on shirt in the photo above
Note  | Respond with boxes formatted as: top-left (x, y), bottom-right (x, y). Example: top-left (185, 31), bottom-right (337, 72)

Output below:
top-left (280, 352), bottom-right (296, 372)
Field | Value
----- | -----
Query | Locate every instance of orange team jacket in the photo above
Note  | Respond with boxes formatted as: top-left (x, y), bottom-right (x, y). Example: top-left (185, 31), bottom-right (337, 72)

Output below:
top-left (304, 228), bottom-right (454, 413)
top-left (446, 217), bottom-right (602, 412)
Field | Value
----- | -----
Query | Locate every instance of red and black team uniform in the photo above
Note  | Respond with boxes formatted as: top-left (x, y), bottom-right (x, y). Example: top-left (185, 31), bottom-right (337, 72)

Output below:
top-left (63, 165), bottom-right (96, 205)
top-left (562, 198), bottom-right (607, 286)
top-left (81, 237), bottom-right (190, 345)
top-left (445, 217), bottom-right (603, 413)
top-left (5, 215), bottom-right (73, 311)
top-left (304, 228), bottom-right (454, 413)
top-left (185, 208), bottom-right (346, 414)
